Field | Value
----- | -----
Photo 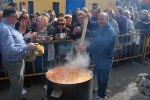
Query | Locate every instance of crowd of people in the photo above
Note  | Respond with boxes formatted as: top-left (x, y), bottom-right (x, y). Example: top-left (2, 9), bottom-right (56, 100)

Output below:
top-left (0, 2), bottom-right (150, 100)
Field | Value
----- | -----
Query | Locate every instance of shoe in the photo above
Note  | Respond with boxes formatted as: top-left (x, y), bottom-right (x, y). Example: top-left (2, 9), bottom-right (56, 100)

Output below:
top-left (131, 61), bottom-right (138, 65)
top-left (94, 96), bottom-right (107, 100)
top-left (93, 87), bottom-right (98, 93)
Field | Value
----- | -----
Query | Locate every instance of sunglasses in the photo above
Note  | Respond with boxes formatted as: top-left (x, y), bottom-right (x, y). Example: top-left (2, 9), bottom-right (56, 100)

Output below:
top-left (13, 15), bottom-right (19, 20)
top-left (58, 23), bottom-right (65, 25)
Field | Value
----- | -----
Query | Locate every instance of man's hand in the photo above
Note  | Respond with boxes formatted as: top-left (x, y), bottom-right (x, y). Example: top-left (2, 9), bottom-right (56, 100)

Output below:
top-left (28, 43), bottom-right (36, 50)
top-left (25, 31), bottom-right (38, 38)
top-left (25, 31), bottom-right (32, 38)
top-left (78, 46), bottom-right (86, 52)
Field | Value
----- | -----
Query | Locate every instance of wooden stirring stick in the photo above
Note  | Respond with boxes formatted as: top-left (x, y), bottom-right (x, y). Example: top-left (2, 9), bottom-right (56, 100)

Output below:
top-left (77, 16), bottom-right (89, 56)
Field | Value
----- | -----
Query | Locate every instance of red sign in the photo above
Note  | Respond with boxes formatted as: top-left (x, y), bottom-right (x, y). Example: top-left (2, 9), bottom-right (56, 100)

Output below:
top-left (22, 2), bottom-right (25, 5)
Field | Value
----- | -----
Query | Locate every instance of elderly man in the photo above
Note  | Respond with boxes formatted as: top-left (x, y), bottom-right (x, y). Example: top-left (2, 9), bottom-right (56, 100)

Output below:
top-left (79, 12), bottom-right (116, 100)
top-left (0, 8), bottom-right (36, 100)
top-left (135, 10), bottom-right (150, 34)
top-left (135, 10), bottom-right (150, 60)
top-left (90, 6), bottom-right (101, 23)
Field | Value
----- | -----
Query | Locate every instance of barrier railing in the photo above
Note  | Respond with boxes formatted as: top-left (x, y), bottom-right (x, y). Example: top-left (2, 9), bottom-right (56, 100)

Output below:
top-left (142, 33), bottom-right (150, 65)
top-left (0, 33), bottom-right (149, 80)
top-left (0, 40), bottom-right (76, 80)
top-left (114, 33), bottom-right (145, 62)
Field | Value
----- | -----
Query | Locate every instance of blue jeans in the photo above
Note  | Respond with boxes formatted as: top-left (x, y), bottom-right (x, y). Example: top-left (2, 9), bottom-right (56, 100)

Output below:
top-left (94, 59), bottom-right (112, 98)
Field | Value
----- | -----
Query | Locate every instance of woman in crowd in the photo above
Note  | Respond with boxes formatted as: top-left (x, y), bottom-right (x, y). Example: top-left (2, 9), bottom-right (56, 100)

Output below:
top-left (34, 15), bottom-right (53, 85)
top-left (72, 10), bottom-right (93, 55)
top-left (16, 16), bottom-right (37, 88)
top-left (53, 17), bottom-right (73, 62)
top-left (15, 12), bottom-right (29, 29)
top-left (123, 10), bottom-right (138, 64)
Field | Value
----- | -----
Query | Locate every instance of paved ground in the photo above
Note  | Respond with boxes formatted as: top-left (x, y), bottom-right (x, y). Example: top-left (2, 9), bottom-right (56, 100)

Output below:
top-left (0, 61), bottom-right (150, 100)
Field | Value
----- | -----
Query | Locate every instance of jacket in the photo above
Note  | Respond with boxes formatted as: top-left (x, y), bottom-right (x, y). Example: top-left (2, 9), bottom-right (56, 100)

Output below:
top-left (135, 17), bottom-right (150, 34)
top-left (86, 23), bottom-right (116, 62)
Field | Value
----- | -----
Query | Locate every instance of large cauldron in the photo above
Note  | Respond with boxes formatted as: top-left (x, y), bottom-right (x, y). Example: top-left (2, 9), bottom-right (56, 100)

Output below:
top-left (46, 66), bottom-right (93, 100)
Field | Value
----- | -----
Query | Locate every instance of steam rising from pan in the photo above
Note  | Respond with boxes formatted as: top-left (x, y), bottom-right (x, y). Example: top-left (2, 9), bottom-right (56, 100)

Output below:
top-left (64, 52), bottom-right (91, 68)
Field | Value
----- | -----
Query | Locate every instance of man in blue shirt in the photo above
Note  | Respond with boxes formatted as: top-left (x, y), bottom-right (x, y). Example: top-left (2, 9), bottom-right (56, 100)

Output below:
top-left (79, 12), bottom-right (116, 100)
top-left (0, 8), bottom-right (36, 100)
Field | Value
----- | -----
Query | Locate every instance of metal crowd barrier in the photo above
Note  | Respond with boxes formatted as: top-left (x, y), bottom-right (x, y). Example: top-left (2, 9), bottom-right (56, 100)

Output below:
top-left (114, 33), bottom-right (145, 62)
top-left (0, 33), bottom-right (149, 80)
top-left (142, 33), bottom-right (150, 65)
top-left (0, 40), bottom-right (76, 80)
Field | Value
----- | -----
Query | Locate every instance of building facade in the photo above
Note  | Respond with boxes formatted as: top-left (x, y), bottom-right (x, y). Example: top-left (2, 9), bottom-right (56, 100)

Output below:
top-left (13, 0), bottom-right (66, 16)
top-left (13, 0), bottom-right (116, 15)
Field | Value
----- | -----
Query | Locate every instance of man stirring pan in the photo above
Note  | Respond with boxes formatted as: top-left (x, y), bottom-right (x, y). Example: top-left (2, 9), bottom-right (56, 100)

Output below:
top-left (0, 8), bottom-right (36, 100)
top-left (79, 12), bottom-right (116, 100)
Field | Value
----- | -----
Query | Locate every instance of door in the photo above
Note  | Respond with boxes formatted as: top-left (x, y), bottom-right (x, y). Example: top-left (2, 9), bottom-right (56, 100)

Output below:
top-left (66, 0), bottom-right (85, 14)
top-left (53, 2), bottom-right (59, 18)
top-left (28, 1), bottom-right (34, 14)
top-left (19, 2), bottom-right (22, 12)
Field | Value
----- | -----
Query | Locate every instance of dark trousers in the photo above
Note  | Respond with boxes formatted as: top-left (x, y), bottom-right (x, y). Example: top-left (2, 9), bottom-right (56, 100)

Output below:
top-left (94, 59), bottom-right (112, 98)
top-left (2, 60), bottom-right (25, 100)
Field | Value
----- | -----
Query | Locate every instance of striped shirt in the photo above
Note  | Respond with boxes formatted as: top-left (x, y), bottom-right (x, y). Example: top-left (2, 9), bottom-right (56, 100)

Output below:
top-left (0, 19), bottom-right (29, 61)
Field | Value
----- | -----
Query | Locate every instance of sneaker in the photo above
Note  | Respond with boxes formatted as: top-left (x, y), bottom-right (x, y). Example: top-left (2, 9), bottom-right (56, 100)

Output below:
top-left (94, 96), bottom-right (107, 100)
top-left (131, 61), bottom-right (138, 65)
